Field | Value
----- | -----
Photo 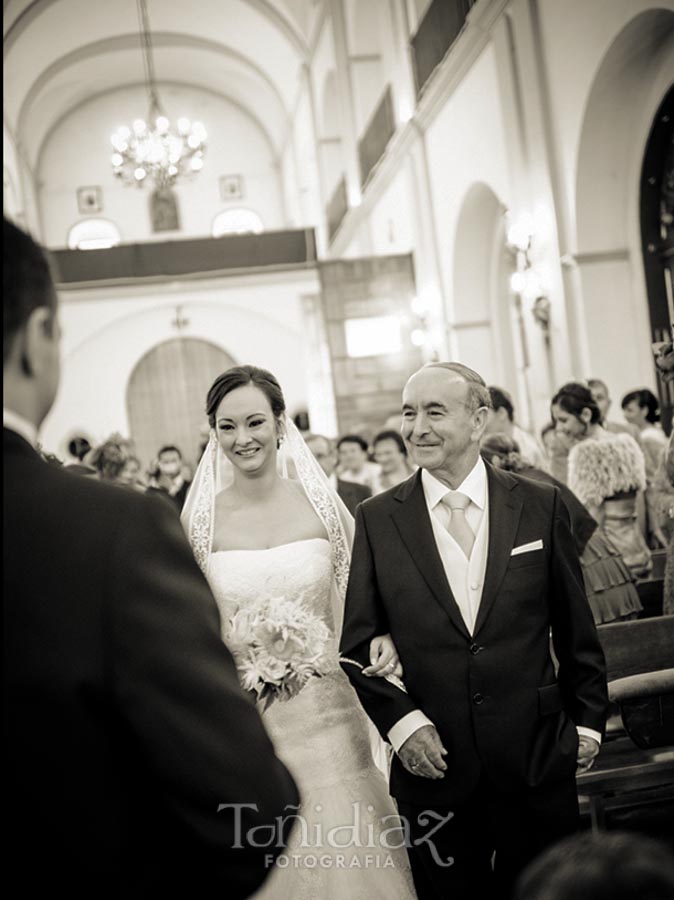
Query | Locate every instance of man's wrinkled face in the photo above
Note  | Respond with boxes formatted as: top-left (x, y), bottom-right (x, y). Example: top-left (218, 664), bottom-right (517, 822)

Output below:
top-left (401, 369), bottom-right (486, 471)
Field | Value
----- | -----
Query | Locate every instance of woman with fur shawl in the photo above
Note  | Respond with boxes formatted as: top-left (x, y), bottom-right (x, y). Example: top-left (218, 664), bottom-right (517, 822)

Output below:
top-left (551, 383), bottom-right (649, 621)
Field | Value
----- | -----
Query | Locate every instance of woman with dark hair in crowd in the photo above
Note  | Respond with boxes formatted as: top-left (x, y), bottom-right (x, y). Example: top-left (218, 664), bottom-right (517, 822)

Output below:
top-left (622, 387), bottom-right (670, 547)
top-left (480, 432), bottom-right (641, 624)
top-left (552, 383), bottom-right (651, 588)
top-left (372, 429), bottom-right (415, 493)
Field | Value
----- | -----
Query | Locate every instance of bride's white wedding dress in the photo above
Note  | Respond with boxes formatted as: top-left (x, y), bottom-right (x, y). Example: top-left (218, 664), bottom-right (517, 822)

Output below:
top-left (208, 538), bottom-right (416, 900)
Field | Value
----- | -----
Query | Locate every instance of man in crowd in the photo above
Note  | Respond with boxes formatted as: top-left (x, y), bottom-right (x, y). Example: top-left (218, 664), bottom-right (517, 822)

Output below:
top-left (306, 431), bottom-right (371, 515)
top-left (337, 433), bottom-right (381, 491)
top-left (3, 218), bottom-right (298, 898)
top-left (146, 443), bottom-right (191, 510)
top-left (484, 385), bottom-right (548, 470)
top-left (588, 378), bottom-right (641, 440)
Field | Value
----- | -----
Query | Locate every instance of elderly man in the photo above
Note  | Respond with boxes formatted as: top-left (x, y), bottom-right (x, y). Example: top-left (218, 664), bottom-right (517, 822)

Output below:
top-left (340, 361), bottom-right (607, 900)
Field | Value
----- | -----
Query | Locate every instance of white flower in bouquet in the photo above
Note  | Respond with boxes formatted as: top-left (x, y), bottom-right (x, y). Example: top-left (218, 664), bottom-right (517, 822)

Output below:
top-left (225, 595), bottom-right (333, 709)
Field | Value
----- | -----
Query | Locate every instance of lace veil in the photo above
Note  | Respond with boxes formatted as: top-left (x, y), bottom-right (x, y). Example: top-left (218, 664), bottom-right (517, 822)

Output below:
top-left (180, 416), bottom-right (354, 635)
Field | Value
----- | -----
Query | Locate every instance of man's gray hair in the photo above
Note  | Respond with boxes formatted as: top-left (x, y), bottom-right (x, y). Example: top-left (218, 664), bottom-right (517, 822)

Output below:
top-left (305, 432), bottom-right (334, 451)
top-left (423, 362), bottom-right (492, 412)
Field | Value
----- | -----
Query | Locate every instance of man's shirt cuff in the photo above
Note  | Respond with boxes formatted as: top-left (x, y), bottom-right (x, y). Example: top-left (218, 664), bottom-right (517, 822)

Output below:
top-left (388, 710), bottom-right (434, 752)
top-left (577, 725), bottom-right (602, 745)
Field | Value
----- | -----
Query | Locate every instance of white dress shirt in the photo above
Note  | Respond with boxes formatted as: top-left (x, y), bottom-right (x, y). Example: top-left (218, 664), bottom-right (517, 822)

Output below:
top-left (387, 456), bottom-right (600, 751)
top-left (3, 408), bottom-right (38, 447)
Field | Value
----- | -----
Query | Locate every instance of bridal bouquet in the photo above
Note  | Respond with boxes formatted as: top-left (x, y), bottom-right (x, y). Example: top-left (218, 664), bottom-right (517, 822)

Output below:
top-left (225, 596), bottom-right (333, 710)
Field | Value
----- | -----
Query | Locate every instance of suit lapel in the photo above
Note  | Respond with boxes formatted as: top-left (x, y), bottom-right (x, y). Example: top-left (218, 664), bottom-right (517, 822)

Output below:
top-left (473, 464), bottom-right (523, 636)
top-left (391, 471), bottom-right (472, 640)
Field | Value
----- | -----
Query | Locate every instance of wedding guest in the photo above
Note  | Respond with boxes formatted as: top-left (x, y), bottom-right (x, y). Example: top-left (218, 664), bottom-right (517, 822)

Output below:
top-left (337, 433), bottom-right (381, 490)
top-left (67, 435), bottom-right (92, 462)
top-left (305, 432), bottom-right (372, 515)
top-left (484, 385), bottom-right (548, 469)
top-left (372, 429), bottom-right (415, 493)
top-left (514, 831), bottom-right (674, 900)
top-left (481, 433), bottom-right (640, 624)
top-left (118, 454), bottom-right (146, 491)
top-left (3, 218), bottom-right (298, 899)
top-left (553, 383), bottom-right (651, 579)
top-left (88, 436), bottom-right (129, 483)
top-left (146, 444), bottom-right (191, 510)
top-left (588, 378), bottom-right (641, 440)
top-left (622, 387), bottom-right (670, 546)
top-left (341, 361), bottom-right (607, 900)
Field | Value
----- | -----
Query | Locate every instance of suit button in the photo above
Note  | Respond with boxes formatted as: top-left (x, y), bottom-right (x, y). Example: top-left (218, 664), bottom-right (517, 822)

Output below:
top-left (470, 643), bottom-right (481, 655)
top-left (473, 693), bottom-right (485, 705)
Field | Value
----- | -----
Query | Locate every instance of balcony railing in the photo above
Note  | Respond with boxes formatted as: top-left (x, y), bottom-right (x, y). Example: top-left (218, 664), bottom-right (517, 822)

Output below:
top-left (51, 229), bottom-right (317, 284)
top-left (358, 84), bottom-right (395, 188)
top-left (411, 0), bottom-right (474, 97)
top-left (326, 176), bottom-right (349, 243)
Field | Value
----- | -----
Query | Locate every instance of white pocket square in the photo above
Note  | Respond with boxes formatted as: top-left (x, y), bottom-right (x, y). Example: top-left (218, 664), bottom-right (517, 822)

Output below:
top-left (511, 539), bottom-right (544, 557)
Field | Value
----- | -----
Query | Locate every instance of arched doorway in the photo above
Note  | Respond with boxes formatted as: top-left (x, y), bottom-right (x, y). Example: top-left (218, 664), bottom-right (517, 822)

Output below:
top-left (575, 9), bottom-right (674, 420)
top-left (640, 84), bottom-right (674, 430)
top-left (451, 182), bottom-right (522, 417)
top-left (126, 338), bottom-right (236, 469)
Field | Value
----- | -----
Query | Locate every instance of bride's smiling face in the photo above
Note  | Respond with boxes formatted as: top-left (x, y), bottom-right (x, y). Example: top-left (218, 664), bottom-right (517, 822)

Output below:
top-left (215, 384), bottom-right (281, 474)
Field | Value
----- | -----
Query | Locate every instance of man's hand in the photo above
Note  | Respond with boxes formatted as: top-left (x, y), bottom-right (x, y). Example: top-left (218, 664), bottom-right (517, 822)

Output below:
top-left (576, 735), bottom-right (600, 773)
top-left (398, 725), bottom-right (447, 779)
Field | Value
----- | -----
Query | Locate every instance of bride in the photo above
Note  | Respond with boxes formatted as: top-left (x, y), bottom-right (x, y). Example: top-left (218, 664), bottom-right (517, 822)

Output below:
top-left (182, 365), bottom-right (416, 899)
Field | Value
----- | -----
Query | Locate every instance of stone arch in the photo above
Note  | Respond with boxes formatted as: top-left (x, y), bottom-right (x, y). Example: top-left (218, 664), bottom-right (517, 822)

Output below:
top-left (451, 182), bottom-right (521, 416)
top-left (575, 7), bottom-right (674, 401)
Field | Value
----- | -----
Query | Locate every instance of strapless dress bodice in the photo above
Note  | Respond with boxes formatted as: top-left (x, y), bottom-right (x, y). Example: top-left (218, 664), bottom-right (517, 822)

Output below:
top-left (208, 537), bottom-right (334, 633)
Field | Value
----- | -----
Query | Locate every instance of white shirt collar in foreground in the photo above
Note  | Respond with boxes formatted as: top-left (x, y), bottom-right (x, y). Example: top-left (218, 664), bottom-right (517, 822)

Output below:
top-left (421, 456), bottom-right (487, 511)
top-left (3, 408), bottom-right (38, 448)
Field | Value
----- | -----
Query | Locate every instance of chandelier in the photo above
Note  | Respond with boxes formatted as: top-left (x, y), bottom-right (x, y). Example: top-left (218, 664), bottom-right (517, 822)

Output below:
top-left (110, 0), bottom-right (206, 189)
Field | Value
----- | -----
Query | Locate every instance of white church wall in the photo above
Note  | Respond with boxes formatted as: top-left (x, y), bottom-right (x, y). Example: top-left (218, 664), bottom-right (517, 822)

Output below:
top-left (41, 269), bottom-right (318, 459)
top-left (537, 0), bottom-right (674, 402)
top-left (37, 84), bottom-right (284, 248)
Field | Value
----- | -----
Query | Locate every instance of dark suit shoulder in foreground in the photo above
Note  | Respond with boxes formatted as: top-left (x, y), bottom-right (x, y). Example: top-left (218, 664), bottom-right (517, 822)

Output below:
top-left (4, 428), bottom-right (298, 898)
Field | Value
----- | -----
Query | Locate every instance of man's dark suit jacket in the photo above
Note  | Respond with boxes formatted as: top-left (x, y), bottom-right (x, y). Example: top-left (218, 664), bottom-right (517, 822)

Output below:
top-left (337, 478), bottom-right (372, 516)
top-left (340, 463), bottom-right (607, 807)
top-left (3, 428), bottom-right (298, 898)
top-left (146, 478), bottom-right (191, 513)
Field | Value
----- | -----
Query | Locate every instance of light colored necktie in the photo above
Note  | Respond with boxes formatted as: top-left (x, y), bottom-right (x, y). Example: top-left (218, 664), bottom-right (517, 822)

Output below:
top-left (441, 491), bottom-right (475, 559)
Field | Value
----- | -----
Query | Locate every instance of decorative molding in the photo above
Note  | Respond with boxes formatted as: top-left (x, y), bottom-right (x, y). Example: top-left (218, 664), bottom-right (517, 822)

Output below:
top-left (573, 248), bottom-right (630, 265)
top-left (327, 0), bottom-right (510, 255)
top-left (450, 318), bottom-right (492, 329)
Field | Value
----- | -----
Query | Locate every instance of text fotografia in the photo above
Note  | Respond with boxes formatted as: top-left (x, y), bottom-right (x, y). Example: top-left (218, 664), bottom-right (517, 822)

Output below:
top-left (267, 852), bottom-right (397, 869)
top-left (217, 802), bottom-right (455, 867)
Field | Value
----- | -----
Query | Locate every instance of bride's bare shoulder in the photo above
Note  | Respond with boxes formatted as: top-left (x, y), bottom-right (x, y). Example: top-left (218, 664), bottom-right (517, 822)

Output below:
top-left (214, 486), bottom-right (242, 511)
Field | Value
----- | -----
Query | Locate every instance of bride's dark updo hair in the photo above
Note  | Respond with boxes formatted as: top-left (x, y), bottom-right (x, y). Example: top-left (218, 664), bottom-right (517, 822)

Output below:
top-left (206, 365), bottom-right (286, 428)
top-left (551, 382), bottom-right (601, 424)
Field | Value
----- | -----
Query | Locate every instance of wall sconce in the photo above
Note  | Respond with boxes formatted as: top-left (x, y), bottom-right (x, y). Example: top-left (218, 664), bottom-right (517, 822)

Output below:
top-left (408, 286), bottom-right (442, 359)
top-left (506, 212), bottom-right (551, 333)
